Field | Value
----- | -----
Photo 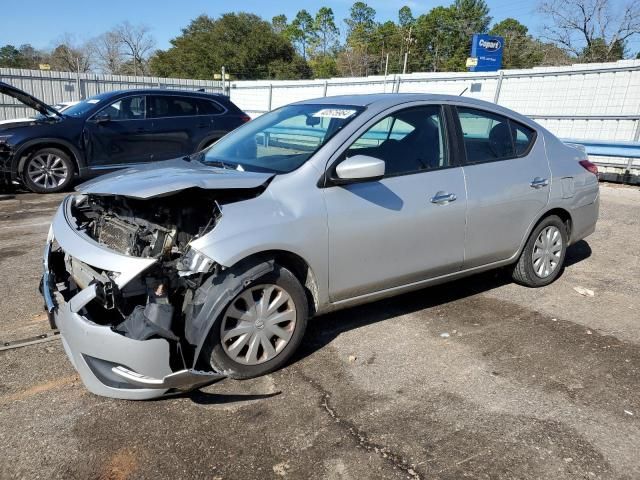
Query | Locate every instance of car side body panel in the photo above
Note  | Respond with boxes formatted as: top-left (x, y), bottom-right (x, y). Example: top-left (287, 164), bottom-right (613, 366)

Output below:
top-left (189, 161), bottom-right (331, 307)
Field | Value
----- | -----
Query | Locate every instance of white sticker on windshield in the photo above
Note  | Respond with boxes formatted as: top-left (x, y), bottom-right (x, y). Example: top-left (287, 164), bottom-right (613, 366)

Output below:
top-left (312, 108), bottom-right (356, 119)
top-left (87, 99), bottom-right (100, 104)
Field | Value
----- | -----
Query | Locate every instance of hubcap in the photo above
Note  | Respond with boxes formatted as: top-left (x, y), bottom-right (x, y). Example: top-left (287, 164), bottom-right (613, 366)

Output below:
top-left (532, 225), bottom-right (563, 278)
top-left (220, 284), bottom-right (297, 365)
top-left (27, 154), bottom-right (68, 189)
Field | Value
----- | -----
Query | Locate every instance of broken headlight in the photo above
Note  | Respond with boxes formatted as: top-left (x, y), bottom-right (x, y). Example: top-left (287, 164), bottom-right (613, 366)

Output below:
top-left (177, 247), bottom-right (215, 276)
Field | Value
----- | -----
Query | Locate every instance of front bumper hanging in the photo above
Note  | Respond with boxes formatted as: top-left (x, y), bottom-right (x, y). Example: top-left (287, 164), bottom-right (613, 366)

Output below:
top-left (41, 202), bottom-right (224, 400)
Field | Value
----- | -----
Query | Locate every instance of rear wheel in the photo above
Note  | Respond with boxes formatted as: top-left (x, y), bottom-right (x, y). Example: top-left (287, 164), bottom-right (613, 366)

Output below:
top-left (23, 147), bottom-right (74, 193)
top-left (512, 215), bottom-right (568, 287)
top-left (204, 265), bottom-right (308, 379)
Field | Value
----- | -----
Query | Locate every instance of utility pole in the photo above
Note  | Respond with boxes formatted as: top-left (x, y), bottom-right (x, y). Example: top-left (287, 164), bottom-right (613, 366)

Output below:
top-left (403, 26), bottom-right (413, 75)
top-left (221, 66), bottom-right (226, 96)
top-left (383, 53), bottom-right (389, 93)
top-left (76, 57), bottom-right (82, 101)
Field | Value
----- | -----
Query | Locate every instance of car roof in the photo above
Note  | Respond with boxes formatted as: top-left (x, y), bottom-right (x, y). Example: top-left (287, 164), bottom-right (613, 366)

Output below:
top-left (292, 93), bottom-right (493, 108)
top-left (292, 93), bottom-right (537, 127)
top-left (90, 89), bottom-right (226, 100)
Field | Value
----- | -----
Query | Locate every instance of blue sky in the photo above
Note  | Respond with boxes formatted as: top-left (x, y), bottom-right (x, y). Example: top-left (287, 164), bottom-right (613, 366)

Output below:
top-left (2, 0), bottom-right (638, 54)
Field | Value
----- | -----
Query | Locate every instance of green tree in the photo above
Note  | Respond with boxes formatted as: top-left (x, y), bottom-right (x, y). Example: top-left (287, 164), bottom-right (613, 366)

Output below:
top-left (314, 7), bottom-right (340, 56)
top-left (339, 2), bottom-right (377, 76)
top-left (344, 1), bottom-right (377, 48)
top-left (413, 0), bottom-right (491, 72)
top-left (288, 10), bottom-right (318, 60)
top-left (16, 44), bottom-right (45, 69)
top-left (0, 44), bottom-right (31, 68)
top-left (370, 21), bottom-right (402, 73)
top-left (272, 14), bottom-right (288, 35)
top-left (309, 54), bottom-right (338, 78)
top-left (580, 38), bottom-right (625, 62)
top-left (455, 0), bottom-right (491, 37)
top-left (490, 18), bottom-right (543, 68)
top-left (414, 6), bottom-right (460, 71)
top-left (150, 13), bottom-right (311, 80)
top-left (398, 6), bottom-right (414, 29)
top-left (397, 6), bottom-right (416, 73)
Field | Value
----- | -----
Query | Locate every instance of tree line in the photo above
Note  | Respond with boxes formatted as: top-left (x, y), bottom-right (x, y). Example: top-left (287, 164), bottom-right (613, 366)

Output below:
top-left (1, 0), bottom-right (638, 80)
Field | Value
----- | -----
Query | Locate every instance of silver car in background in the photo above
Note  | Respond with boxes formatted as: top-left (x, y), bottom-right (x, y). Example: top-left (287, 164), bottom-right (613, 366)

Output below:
top-left (41, 94), bottom-right (599, 399)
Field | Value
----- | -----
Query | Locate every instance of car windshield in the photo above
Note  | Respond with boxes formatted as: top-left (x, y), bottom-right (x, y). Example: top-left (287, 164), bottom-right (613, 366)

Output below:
top-left (199, 103), bottom-right (364, 174)
top-left (62, 97), bottom-right (102, 117)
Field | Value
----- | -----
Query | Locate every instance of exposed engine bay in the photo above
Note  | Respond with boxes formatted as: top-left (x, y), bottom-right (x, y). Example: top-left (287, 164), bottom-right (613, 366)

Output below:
top-left (49, 187), bottom-right (268, 369)
top-left (73, 191), bottom-right (219, 259)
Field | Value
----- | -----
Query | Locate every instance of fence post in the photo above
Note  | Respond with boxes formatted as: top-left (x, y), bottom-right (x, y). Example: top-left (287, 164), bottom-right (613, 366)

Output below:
top-left (76, 68), bottom-right (82, 101)
top-left (629, 119), bottom-right (640, 172)
top-left (268, 84), bottom-right (273, 111)
top-left (323, 80), bottom-right (328, 97)
top-left (493, 70), bottom-right (504, 104)
top-left (395, 76), bottom-right (402, 93)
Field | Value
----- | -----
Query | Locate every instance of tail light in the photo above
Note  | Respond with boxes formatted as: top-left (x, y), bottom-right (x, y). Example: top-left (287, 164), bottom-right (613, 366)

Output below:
top-left (240, 114), bottom-right (251, 123)
top-left (579, 159), bottom-right (599, 176)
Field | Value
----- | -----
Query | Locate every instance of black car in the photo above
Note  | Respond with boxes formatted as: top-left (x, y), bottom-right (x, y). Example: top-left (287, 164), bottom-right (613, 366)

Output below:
top-left (0, 82), bottom-right (250, 193)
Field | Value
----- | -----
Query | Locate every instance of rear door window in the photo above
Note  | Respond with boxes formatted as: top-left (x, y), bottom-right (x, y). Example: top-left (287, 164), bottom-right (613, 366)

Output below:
top-left (456, 107), bottom-right (537, 163)
top-left (148, 96), bottom-right (199, 118)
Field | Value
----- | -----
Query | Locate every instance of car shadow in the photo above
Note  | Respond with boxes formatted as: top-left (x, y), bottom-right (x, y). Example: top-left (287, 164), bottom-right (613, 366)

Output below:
top-left (564, 240), bottom-right (592, 267)
top-left (291, 240), bottom-right (592, 366)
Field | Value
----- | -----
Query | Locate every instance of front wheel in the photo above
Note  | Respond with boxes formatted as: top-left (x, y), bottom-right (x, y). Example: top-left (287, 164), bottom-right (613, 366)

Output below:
top-left (512, 215), bottom-right (568, 287)
top-left (23, 148), bottom-right (75, 193)
top-left (203, 265), bottom-right (308, 379)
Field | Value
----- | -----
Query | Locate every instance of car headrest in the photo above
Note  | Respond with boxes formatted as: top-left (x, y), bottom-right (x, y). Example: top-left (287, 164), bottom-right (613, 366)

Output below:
top-left (489, 122), bottom-right (512, 157)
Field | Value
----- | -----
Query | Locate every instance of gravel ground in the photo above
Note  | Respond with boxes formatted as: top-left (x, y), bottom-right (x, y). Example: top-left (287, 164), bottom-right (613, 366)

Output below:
top-left (0, 184), bottom-right (638, 480)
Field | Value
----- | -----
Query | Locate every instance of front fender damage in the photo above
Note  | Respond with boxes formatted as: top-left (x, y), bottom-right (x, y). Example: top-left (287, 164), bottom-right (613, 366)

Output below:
top-left (44, 186), bottom-right (271, 399)
top-left (185, 259), bottom-right (275, 372)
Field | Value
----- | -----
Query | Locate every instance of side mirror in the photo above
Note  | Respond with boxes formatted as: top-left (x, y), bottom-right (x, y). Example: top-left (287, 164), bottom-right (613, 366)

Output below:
top-left (334, 154), bottom-right (385, 184)
top-left (94, 112), bottom-right (111, 124)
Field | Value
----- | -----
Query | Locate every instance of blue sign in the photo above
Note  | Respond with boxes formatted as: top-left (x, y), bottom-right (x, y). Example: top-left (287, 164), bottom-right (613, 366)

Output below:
top-left (468, 34), bottom-right (504, 72)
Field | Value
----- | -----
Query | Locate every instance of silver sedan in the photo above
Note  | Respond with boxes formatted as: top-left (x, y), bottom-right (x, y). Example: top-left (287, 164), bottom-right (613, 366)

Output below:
top-left (41, 94), bottom-right (599, 399)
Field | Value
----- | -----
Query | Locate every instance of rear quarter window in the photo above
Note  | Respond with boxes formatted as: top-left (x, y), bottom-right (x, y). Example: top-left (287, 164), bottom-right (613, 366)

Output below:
top-left (511, 122), bottom-right (536, 155)
top-left (197, 99), bottom-right (225, 115)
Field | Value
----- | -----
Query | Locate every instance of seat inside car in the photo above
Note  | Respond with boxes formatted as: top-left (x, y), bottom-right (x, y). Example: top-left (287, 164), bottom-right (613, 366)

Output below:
top-left (355, 112), bottom-right (442, 175)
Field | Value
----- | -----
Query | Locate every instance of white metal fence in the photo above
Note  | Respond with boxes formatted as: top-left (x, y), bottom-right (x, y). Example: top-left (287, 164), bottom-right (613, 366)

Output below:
top-left (2, 61), bottom-right (639, 176)
top-left (0, 68), bottom-right (223, 120)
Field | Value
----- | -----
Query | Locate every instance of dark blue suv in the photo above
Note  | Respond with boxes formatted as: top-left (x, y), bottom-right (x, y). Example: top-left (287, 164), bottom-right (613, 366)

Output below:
top-left (0, 82), bottom-right (250, 193)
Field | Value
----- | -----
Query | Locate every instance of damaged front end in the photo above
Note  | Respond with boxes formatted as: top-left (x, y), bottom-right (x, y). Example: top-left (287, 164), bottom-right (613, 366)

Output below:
top-left (42, 186), bottom-right (265, 399)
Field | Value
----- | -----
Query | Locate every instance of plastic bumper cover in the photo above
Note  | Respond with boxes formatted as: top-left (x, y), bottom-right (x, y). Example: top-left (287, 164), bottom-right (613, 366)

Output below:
top-left (42, 200), bottom-right (223, 400)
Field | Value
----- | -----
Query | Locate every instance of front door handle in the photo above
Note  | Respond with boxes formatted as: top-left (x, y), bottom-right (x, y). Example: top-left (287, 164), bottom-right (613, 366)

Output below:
top-left (430, 191), bottom-right (457, 205)
top-left (530, 177), bottom-right (549, 189)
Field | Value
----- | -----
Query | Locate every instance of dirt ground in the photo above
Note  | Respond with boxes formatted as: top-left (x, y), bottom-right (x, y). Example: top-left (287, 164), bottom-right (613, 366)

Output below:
top-left (0, 183), bottom-right (639, 480)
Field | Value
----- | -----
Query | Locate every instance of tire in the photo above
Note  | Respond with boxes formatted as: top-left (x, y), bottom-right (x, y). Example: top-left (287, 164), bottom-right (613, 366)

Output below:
top-left (203, 264), bottom-right (308, 379)
top-left (512, 215), bottom-right (568, 287)
top-left (23, 147), bottom-right (75, 193)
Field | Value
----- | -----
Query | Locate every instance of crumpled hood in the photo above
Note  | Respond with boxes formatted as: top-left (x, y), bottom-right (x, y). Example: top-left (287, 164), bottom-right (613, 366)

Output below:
top-left (77, 159), bottom-right (274, 199)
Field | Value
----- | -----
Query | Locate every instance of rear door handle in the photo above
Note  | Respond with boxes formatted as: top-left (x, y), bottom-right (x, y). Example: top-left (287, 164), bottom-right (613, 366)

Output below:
top-left (530, 177), bottom-right (549, 188)
top-left (430, 191), bottom-right (457, 205)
